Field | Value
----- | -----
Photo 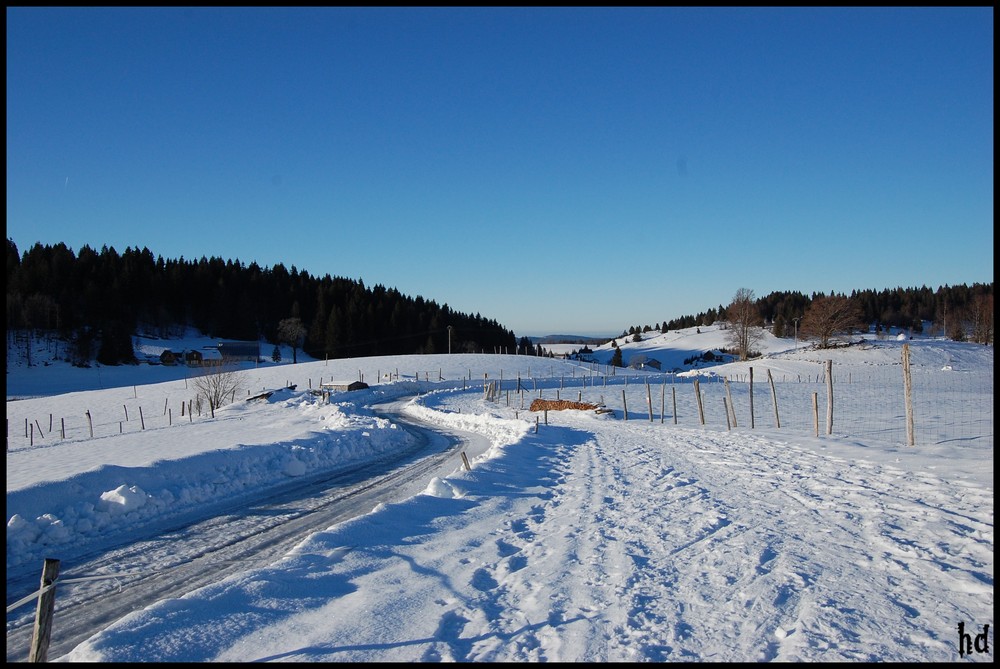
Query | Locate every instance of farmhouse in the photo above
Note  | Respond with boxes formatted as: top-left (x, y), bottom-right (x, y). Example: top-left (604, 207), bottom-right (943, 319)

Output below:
top-left (628, 354), bottom-right (662, 370)
top-left (185, 348), bottom-right (223, 367)
top-left (159, 350), bottom-right (180, 365)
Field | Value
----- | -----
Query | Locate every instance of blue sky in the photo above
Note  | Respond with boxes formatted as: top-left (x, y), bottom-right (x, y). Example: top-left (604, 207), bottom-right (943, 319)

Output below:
top-left (6, 7), bottom-right (994, 337)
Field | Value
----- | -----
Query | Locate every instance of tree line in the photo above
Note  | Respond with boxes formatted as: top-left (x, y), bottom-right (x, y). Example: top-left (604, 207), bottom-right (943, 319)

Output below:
top-left (619, 284), bottom-right (993, 350)
top-left (6, 240), bottom-right (517, 365)
top-left (7, 239), bottom-right (992, 368)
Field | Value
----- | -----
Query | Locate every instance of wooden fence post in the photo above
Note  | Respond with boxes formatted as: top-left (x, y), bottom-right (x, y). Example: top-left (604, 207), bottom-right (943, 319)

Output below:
top-left (724, 378), bottom-right (737, 428)
top-left (812, 392), bottom-right (819, 437)
top-left (672, 386), bottom-right (677, 425)
top-left (694, 379), bottom-right (705, 425)
top-left (767, 368), bottom-right (780, 428)
top-left (749, 367), bottom-right (755, 429)
top-left (902, 344), bottom-right (915, 446)
top-left (646, 381), bottom-right (653, 422)
top-left (28, 558), bottom-right (60, 663)
top-left (825, 360), bottom-right (833, 435)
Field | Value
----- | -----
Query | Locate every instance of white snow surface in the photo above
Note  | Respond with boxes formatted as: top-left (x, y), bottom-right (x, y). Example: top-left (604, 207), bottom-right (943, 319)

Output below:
top-left (6, 325), bottom-right (994, 662)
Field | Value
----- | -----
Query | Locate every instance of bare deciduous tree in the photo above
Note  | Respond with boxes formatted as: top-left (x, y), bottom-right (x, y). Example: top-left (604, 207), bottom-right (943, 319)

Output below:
top-left (278, 317), bottom-right (307, 364)
top-left (969, 293), bottom-right (994, 345)
top-left (191, 357), bottom-right (244, 418)
top-left (726, 287), bottom-right (764, 361)
top-left (800, 294), bottom-right (864, 348)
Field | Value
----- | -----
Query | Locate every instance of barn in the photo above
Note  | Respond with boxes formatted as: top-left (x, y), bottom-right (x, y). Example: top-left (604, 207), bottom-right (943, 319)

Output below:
top-left (186, 348), bottom-right (223, 367)
top-left (217, 341), bottom-right (261, 362)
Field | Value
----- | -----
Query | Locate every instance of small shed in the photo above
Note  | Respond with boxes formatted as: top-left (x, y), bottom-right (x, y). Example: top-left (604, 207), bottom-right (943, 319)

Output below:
top-left (320, 381), bottom-right (369, 392)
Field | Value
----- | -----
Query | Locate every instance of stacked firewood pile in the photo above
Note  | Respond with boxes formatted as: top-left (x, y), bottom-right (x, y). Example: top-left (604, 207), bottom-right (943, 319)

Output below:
top-left (529, 399), bottom-right (601, 412)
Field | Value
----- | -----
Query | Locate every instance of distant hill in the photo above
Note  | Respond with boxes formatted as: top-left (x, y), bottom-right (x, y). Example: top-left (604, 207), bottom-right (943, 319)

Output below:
top-left (530, 335), bottom-right (613, 345)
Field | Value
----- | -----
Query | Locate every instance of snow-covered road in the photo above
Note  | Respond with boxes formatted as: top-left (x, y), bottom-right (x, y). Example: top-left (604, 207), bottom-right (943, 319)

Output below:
top-left (6, 396), bottom-right (488, 663)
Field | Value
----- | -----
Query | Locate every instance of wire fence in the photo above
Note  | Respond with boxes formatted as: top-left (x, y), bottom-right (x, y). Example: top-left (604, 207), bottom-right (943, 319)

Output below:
top-left (10, 396), bottom-right (215, 447)
top-left (6, 355), bottom-right (993, 452)
top-left (480, 359), bottom-right (993, 451)
top-left (649, 367), bottom-right (993, 449)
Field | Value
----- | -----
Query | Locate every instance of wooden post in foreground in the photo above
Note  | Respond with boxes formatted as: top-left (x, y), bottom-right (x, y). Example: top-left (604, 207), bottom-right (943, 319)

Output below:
top-left (28, 558), bottom-right (60, 663)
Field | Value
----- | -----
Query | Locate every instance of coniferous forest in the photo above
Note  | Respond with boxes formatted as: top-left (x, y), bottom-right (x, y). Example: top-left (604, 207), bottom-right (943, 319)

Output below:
top-left (6, 240), bottom-right (518, 365)
top-left (6, 239), bottom-right (993, 366)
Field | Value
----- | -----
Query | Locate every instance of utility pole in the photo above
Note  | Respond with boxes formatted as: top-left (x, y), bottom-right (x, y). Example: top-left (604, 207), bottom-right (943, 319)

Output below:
top-left (447, 326), bottom-right (453, 354)
top-left (793, 317), bottom-right (800, 346)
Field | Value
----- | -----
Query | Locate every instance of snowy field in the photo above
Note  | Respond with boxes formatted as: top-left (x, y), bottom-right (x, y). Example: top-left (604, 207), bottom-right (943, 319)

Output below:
top-left (6, 326), bottom-right (994, 662)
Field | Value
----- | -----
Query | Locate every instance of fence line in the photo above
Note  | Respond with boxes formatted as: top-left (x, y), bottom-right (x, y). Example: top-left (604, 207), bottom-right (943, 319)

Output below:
top-left (7, 357), bottom-right (993, 451)
top-left (483, 360), bottom-right (992, 450)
